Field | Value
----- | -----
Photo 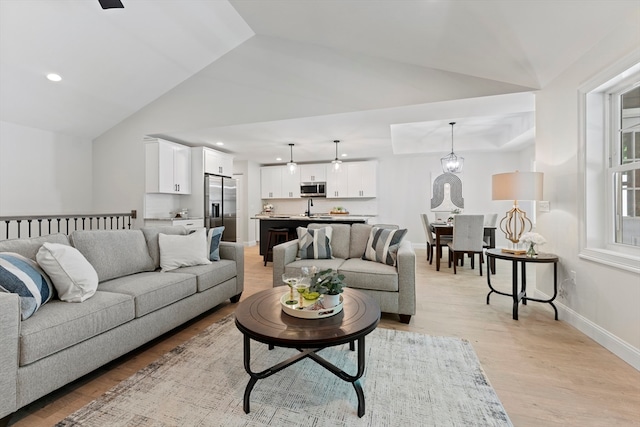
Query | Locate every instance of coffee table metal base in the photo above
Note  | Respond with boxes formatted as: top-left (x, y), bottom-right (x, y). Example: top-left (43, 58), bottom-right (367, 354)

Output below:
top-left (242, 334), bottom-right (367, 417)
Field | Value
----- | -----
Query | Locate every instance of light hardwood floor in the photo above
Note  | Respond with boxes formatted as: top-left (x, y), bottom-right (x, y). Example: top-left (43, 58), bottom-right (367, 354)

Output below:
top-left (8, 246), bottom-right (640, 426)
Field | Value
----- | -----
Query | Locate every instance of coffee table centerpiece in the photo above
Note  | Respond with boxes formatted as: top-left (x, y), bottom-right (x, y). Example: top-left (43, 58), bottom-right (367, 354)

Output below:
top-left (280, 268), bottom-right (346, 319)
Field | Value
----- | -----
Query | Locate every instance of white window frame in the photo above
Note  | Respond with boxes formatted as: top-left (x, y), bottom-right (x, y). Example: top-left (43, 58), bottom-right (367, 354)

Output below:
top-left (578, 54), bottom-right (640, 273)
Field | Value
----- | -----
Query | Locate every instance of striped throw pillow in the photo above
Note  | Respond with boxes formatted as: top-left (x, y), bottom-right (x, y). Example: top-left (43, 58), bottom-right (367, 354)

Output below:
top-left (362, 227), bottom-right (407, 266)
top-left (0, 252), bottom-right (54, 320)
top-left (297, 227), bottom-right (333, 259)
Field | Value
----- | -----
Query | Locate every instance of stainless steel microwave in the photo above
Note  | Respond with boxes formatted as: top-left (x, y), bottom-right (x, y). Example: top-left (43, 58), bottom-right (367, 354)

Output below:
top-left (300, 182), bottom-right (326, 197)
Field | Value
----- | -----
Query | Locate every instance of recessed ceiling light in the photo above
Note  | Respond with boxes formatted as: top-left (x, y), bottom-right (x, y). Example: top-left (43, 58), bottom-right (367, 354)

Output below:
top-left (216, 141), bottom-right (224, 146)
top-left (341, 153), bottom-right (348, 157)
top-left (276, 157), bottom-right (282, 161)
top-left (46, 73), bottom-right (62, 82)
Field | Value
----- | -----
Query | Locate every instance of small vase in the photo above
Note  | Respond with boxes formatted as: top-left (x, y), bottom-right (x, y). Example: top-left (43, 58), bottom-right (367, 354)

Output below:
top-left (323, 293), bottom-right (341, 308)
top-left (526, 243), bottom-right (537, 258)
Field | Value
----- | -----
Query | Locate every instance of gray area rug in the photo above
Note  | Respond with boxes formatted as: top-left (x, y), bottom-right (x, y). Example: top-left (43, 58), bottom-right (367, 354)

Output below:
top-left (57, 315), bottom-right (512, 426)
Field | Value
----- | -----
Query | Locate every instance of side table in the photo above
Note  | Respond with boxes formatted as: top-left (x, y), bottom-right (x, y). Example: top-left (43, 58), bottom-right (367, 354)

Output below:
top-left (485, 248), bottom-right (559, 320)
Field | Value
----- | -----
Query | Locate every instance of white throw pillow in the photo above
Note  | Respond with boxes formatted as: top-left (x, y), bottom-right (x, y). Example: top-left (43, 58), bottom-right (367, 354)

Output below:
top-left (158, 227), bottom-right (211, 272)
top-left (36, 242), bottom-right (98, 302)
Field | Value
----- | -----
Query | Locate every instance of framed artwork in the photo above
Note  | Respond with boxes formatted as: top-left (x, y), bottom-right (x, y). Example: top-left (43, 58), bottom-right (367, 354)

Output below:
top-left (430, 172), bottom-right (464, 221)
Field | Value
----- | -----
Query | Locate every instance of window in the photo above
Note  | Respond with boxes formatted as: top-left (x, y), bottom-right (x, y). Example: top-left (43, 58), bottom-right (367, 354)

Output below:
top-left (611, 85), bottom-right (640, 246)
top-left (580, 58), bottom-right (640, 272)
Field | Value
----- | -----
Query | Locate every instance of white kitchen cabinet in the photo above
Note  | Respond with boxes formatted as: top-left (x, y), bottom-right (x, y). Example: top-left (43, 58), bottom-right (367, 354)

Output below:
top-left (261, 166), bottom-right (282, 199)
top-left (300, 164), bottom-right (326, 182)
top-left (144, 218), bottom-right (204, 231)
top-left (325, 165), bottom-right (349, 198)
top-left (261, 166), bottom-right (301, 198)
top-left (145, 139), bottom-right (191, 194)
top-left (204, 148), bottom-right (233, 177)
top-left (281, 167), bottom-right (301, 198)
top-left (326, 161), bottom-right (377, 198)
top-left (347, 161), bottom-right (377, 197)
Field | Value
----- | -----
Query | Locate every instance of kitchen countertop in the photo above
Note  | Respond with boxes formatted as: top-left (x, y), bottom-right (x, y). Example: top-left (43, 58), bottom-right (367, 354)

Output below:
top-left (251, 213), bottom-right (374, 221)
top-left (144, 217), bottom-right (204, 221)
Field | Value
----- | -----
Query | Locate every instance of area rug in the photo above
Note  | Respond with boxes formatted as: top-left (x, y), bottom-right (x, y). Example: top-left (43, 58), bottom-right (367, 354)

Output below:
top-left (57, 315), bottom-right (512, 427)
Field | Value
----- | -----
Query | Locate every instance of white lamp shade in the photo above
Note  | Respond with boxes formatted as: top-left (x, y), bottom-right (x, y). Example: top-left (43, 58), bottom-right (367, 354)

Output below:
top-left (492, 172), bottom-right (543, 201)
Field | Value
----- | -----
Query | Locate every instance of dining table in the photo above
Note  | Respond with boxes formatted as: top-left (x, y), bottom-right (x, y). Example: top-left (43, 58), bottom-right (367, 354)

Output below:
top-left (431, 223), bottom-right (497, 272)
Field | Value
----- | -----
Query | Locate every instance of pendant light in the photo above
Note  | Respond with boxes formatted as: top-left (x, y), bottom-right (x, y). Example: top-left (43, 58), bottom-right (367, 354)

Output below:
top-left (440, 122), bottom-right (464, 174)
top-left (286, 143), bottom-right (297, 174)
top-left (331, 140), bottom-right (342, 171)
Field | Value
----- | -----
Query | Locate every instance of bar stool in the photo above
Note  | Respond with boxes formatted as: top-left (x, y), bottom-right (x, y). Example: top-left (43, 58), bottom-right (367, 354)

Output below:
top-left (263, 228), bottom-right (289, 266)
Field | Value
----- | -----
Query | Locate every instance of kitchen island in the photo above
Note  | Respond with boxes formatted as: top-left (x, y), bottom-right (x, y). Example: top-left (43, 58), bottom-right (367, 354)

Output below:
top-left (253, 215), bottom-right (370, 255)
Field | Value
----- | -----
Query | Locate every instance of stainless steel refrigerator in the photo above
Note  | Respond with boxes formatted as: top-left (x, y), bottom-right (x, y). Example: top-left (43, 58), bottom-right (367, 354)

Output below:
top-left (205, 174), bottom-right (237, 242)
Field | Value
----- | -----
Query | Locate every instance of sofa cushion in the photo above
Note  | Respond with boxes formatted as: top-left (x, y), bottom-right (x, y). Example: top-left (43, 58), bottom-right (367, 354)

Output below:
top-left (0, 252), bottom-right (54, 320)
top-left (349, 223), bottom-right (373, 259)
top-left (70, 230), bottom-right (155, 282)
top-left (169, 260), bottom-right (237, 292)
top-left (158, 228), bottom-right (211, 272)
top-left (98, 271), bottom-right (197, 317)
top-left (36, 243), bottom-right (98, 302)
top-left (19, 290), bottom-right (134, 366)
top-left (0, 234), bottom-right (70, 260)
top-left (309, 223), bottom-right (351, 259)
top-left (338, 258), bottom-right (399, 292)
top-left (141, 226), bottom-right (188, 269)
top-left (362, 227), bottom-right (407, 266)
top-left (283, 258), bottom-right (346, 282)
top-left (297, 226), bottom-right (332, 259)
top-left (207, 226), bottom-right (225, 261)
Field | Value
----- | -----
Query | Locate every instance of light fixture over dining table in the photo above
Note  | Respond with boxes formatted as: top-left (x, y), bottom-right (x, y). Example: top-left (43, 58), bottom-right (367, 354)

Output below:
top-left (441, 122), bottom-right (464, 174)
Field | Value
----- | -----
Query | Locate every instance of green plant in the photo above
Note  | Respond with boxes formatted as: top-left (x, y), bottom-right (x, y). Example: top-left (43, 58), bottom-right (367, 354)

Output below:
top-left (309, 268), bottom-right (345, 295)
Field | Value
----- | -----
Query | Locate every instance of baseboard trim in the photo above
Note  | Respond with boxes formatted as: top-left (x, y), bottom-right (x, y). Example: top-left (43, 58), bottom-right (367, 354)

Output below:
top-left (534, 289), bottom-right (640, 371)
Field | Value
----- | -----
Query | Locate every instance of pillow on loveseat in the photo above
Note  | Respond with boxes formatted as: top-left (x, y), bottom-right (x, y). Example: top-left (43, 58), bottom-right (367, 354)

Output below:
top-left (0, 252), bottom-right (54, 319)
top-left (158, 228), bottom-right (211, 272)
top-left (36, 243), bottom-right (98, 302)
top-left (362, 227), bottom-right (407, 266)
top-left (207, 226), bottom-right (225, 261)
top-left (297, 226), bottom-right (333, 259)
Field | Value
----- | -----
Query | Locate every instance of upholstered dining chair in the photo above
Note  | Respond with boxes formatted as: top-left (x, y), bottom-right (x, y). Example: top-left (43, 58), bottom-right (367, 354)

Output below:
top-left (420, 213), bottom-right (451, 264)
top-left (483, 213), bottom-right (498, 247)
top-left (447, 214), bottom-right (485, 276)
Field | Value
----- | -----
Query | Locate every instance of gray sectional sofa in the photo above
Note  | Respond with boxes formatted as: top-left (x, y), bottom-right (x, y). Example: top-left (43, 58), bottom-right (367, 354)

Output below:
top-left (0, 226), bottom-right (244, 421)
top-left (273, 223), bottom-right (415, 323)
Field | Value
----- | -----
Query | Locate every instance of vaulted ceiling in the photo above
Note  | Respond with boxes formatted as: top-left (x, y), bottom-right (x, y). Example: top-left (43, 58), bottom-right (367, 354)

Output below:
top-left (1, 0), bottom-right (638, 164)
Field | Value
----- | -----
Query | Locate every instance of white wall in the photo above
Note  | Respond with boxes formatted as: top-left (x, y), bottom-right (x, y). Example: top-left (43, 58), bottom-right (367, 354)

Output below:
top-left (0, 121), bottom-right (92, 216)
top-left (535, 14), bottom-right (640, 368)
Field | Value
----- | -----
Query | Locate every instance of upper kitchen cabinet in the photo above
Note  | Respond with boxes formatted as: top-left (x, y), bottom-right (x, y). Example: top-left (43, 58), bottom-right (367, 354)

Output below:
top-left (261, 166), bottom-right (282, 199)
top-left (145, 138), bottom-right (191, 194)
top-left (347, 161), bottom-right (377, 197)
top-left (300, 164), bottom-right (326, 183)
top-left (326, 161), bottom-right (377, 198)
top-left (204, 148), bottom-right (233, 177)
top-left (325, 166), bottom-right (349, 198)
top-left (261, 166), bottom-right (301, 199)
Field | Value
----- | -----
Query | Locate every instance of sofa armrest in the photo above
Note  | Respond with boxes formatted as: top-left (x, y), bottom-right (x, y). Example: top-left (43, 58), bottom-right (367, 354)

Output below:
top-left (219, 242), bottom-right (244, 294)
top-left (396, 240), bottom-right (416, 316)
top-left (273, 239), bottom-right (299, 287)
top-left (0, 292), bottom-right (19, 418)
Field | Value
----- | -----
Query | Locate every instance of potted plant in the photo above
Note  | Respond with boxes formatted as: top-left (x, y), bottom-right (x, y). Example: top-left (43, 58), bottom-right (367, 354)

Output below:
top-left (309, 268), bottom-right (345, 307)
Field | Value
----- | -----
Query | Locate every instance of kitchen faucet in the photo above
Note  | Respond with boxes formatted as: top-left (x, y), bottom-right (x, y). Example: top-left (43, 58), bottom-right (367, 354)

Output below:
top-left (306, 198), bottom-right (313, 217)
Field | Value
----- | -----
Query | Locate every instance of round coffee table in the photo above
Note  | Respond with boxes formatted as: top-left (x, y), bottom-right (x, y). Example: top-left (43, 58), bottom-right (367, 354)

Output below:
top-left (235, 287), bottom-right (381, 417)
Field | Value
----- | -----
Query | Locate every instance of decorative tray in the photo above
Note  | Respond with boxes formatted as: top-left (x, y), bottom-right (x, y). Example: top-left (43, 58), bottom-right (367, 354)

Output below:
top-left (280, 293), bottom-right (343, 319)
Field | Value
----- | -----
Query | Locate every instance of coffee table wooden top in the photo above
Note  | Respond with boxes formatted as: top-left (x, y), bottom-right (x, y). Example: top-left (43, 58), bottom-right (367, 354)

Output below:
top-left (235, 287), bottom-right (381, 348)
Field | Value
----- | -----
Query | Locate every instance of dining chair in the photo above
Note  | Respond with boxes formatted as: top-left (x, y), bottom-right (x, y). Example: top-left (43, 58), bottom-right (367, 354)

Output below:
top-left (483, 213), bottom-right (498, 247)
top-left (420, 213), bottom-right (451, 264)
top-left (447, 214), bottom-right (485, 276)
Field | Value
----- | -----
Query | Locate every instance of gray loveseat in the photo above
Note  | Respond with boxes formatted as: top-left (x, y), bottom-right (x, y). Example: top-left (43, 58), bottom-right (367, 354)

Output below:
top-left (273, 223), bottom-right (415, 323)
top-left (0, 226), bottom-right (243, 421)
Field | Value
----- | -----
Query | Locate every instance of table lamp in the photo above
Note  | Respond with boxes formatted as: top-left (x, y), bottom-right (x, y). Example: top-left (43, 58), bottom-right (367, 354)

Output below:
top-left (492, 171), bottom-right (543, 254)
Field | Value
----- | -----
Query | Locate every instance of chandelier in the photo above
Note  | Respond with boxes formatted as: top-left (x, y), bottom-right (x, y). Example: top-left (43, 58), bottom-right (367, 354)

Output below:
top-left (441, 122), bottom-right (464, 174)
